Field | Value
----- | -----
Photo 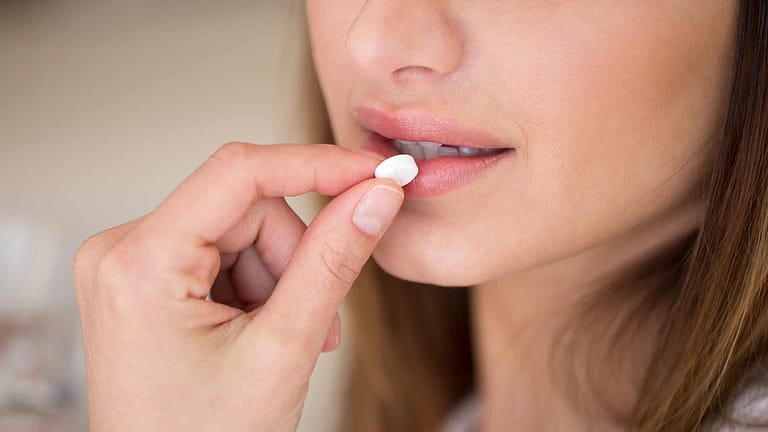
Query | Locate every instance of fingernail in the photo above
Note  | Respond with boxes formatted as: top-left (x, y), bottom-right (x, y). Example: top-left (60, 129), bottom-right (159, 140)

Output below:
top-left (335, 332), bottom-right (341, 349)
top-left (353, 185), bottom-right (403, 236)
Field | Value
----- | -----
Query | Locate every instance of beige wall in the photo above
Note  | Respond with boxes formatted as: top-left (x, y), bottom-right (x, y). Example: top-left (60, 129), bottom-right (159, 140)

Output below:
top-left (0, 1), bottom-right (346, 430)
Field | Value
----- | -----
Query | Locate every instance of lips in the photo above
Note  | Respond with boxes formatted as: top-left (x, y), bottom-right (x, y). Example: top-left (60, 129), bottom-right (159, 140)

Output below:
top-left (353, 105), bottom-right (515, 150)
top-left (354, 105), bottom-right (515, 198)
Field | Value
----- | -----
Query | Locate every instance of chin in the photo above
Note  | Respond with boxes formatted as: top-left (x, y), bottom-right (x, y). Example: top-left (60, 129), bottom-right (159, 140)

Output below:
top-left (371, 232), bottom-right (491, 288)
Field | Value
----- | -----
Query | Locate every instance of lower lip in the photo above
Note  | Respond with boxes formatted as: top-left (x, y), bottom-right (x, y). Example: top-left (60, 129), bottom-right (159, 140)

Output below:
top-left (363, 132), bottom-right (514, 198)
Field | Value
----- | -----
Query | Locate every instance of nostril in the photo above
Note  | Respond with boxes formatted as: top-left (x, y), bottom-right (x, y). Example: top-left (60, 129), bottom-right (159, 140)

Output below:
top-left (392, 65), bottom-right (441, 83)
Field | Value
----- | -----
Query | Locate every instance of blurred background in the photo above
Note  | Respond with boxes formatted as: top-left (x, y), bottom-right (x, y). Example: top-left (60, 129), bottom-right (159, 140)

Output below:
top-left (0, 1), bottom-right (347, 430)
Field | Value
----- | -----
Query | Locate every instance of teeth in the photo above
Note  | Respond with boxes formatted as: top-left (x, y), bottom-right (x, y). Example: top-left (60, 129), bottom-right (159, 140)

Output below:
top-left (457, 146), bottom-right (497, 156)
top-left (393, 139), bottom-right (500, 160)
top-left (438, 146), bottom-right (459, 157)
top-left (402, 141), bottom-right (424, 159)
top-left (419, 141), bottom-right (441, 159)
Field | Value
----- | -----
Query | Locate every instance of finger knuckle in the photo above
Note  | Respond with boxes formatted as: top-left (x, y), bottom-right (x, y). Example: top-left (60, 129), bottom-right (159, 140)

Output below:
top-left (319, 238), bottom-right (365, 289)
top-left (73, 229), bottom-right (118, 291)
top-left (73, 239), bottom-right (131, 314)
top-left (94, 247), bottom-right (130, 291)
top-left (91, 247), bottom-right (151, 313)
top-left (73, 221), bottom-right (138, 288)
top-left (73, 248), bottom-right (95, 306)
top-left (210, 141), bottom-right (257, 166)
top-left (73, 234), bottom-right (100, 286)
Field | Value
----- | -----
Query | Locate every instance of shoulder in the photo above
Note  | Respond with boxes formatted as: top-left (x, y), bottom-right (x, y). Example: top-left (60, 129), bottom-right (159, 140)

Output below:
top-left (705, 360), bottom-right (768, 431)
top-left (439, 393), bottom-right (480, 432)
top-left (437, 366), bottom-right (768, 432)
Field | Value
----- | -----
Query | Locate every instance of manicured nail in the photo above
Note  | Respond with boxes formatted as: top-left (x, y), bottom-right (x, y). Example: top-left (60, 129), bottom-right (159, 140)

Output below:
top-left (353, 185), bottom-right (404, 236)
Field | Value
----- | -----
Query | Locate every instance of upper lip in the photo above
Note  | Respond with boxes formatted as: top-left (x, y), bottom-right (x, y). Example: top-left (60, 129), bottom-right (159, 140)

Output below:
top-left (353, 105), bottom-right (515, 149)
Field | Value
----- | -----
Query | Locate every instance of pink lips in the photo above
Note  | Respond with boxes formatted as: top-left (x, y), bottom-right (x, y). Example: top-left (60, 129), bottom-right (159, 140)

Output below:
top-left (355, 105), bottom-right (515, 198)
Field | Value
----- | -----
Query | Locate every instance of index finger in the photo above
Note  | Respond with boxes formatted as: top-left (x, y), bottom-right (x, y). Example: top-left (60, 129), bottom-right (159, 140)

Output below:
top-left (139, 143), bottom-right (382, 248)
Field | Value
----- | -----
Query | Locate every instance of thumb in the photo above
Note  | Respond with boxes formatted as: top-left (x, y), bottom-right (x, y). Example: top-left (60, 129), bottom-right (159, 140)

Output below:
top-left (258, 178), bottom-right (404, 350)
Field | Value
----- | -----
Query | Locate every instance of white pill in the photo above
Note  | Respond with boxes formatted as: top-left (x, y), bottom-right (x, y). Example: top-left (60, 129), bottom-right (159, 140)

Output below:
top-left (374, 154), bottom-right (419, 186)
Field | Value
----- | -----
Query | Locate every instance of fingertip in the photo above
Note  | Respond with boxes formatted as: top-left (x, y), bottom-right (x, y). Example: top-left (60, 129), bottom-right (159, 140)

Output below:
top-left (352, 183), bottom-right (404, 237)
top-left (373, 177), bottom-right (404, 192)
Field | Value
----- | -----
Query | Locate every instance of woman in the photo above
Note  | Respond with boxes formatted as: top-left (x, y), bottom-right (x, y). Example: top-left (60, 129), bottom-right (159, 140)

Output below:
top-left (73, 0), bottom-right (768, 430)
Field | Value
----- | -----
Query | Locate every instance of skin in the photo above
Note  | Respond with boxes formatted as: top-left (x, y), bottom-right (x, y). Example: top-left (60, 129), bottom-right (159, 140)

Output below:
top-left (306, 0), bottom-right (739, 430)
top-left (75, 1), bottom-right (739, 431)
top-left (75, 144), bottom-right (404, 430)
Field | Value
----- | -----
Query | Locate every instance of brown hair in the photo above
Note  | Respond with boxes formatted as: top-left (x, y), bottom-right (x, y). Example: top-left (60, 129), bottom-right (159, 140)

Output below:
top-left (287, 0), bottom-right (768, 430)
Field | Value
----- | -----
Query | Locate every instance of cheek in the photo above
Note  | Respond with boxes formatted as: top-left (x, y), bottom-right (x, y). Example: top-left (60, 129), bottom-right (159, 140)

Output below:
top-left (495, 2), bottom-right (734, 256)
top-left (373, 2), bottom-right (736, 285)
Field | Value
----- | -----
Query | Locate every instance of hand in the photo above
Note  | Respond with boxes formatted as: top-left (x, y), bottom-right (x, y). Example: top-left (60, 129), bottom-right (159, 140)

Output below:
top-left (73, 143), bottom-right (403, 431)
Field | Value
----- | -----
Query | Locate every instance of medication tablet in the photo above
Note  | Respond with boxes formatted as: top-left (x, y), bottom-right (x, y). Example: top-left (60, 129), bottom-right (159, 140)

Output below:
top-left (374, 154), bottom-right (419, 186)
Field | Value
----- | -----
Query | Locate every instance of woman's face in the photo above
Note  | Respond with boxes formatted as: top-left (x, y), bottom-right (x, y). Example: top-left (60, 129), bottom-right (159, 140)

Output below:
top-left (306, 1), bottom-right (738, 287)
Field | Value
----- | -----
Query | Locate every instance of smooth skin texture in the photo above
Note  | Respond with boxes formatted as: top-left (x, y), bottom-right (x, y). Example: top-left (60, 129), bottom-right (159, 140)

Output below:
top-left (74, 143), bottom-right (403, 431)
top-left (306, 0), bottom-right (739, 430)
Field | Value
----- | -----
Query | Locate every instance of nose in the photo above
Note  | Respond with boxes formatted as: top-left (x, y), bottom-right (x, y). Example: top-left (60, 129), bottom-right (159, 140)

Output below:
top-left (345, 0), bottom-right (465, 85)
